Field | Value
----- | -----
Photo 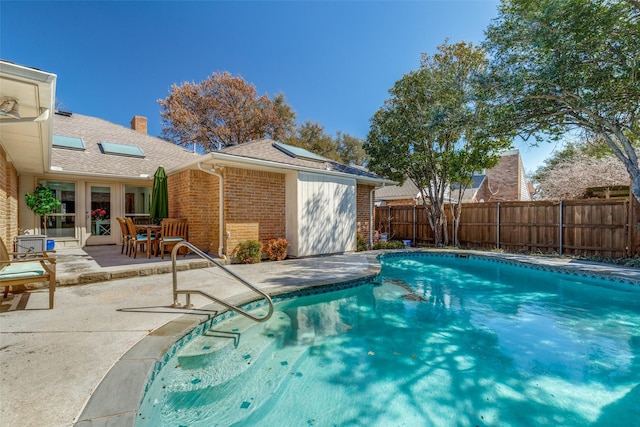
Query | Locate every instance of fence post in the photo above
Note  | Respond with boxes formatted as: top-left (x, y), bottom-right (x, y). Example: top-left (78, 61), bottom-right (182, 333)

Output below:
top-left (497, 203), bottom-right (500, 249)
top-left (387, 205), bottom-right (391, 238)
top-left (413, 205), bottom-right (417, 246)
top-left (559, 200), bottom-right (563, 256)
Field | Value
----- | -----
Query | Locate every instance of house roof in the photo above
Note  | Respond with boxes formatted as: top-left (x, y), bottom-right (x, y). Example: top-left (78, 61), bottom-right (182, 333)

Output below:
top-left (375, 175), bottom-right (487, 203)
top-left (50, 112), bottom-right (198, 179)
top-left (183, 138), bottom-right (394, 185)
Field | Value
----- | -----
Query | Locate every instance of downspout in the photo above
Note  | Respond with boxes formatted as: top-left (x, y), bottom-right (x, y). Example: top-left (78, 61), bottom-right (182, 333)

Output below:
top-left (198, 162), bottom-right (225, 258)
top-left (370, 184), bottom-right (385, 247)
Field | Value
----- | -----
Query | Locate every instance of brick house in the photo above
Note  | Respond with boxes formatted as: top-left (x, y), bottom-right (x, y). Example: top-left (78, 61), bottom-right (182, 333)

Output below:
top-left (375, 149), bottom-right (533, 206)
top-left (167, 139), bottom-right (393, 258)
top-left (1, 61), bottom-right (392, 256)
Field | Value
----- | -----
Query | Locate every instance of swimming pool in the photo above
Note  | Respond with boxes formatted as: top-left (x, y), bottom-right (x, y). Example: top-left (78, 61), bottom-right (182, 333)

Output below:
top-left (137, 253), bottom-right (640, 426)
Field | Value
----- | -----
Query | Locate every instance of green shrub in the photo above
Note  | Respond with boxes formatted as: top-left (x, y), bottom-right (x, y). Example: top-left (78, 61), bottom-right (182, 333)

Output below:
top-left (373, 240), bottom-right (407, 250)
top-left (356, 234), bottom-right (369, 252)
top-left (264, 238), bottom-right (290, 261)
top-left (235, 240), bottom-right (262, 264)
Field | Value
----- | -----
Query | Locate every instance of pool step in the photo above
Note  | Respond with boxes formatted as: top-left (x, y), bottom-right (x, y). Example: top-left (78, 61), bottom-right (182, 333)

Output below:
top-left (176, 309), bottom-right (292, 372)
top-left (161, 333), bottom-right (309, 425)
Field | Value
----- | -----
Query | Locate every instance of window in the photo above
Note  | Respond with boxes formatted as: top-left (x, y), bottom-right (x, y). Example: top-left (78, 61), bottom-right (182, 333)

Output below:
top-left (52, 135), bottom-right (85, 150)
top-left (273, 142), bottom-right (326, 162)
top-left (99, 141), bottom-right (145, 158)
top-left (39, 180), bottom-right (76, 238)
top-left (125, 185), bottom-right (151, 221)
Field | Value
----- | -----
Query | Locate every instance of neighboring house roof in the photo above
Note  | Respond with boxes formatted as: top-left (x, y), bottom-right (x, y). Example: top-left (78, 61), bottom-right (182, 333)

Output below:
top-left (374, 180), bottom-right (421, 201)
top-left (51, 112), bottom-right (198, 179)
top-left (375, 174), bottom-right (486, 204)
top-left (450, 174), bottom-right (487, 202)
top-left (179, 139), bottom-right (394, 185)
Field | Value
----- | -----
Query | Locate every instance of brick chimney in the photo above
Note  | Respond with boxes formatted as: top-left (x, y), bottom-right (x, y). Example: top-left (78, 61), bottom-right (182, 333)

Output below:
top-left (130, 115), bottom-right (148, 134)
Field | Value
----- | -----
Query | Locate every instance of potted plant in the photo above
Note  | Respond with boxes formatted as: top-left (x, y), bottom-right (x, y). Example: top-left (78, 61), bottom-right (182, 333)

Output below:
top-left (25, 183), bottom-right (61, 236)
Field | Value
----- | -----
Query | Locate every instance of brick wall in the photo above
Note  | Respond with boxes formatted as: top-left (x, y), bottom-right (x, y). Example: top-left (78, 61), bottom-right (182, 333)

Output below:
top-left (0, 145), bottom-right (19, 246)
top-left (224, 167), bottom-right (286, 254)
top-left (356, 184), bottom-right (374, 238)
top-left (478, 152), bottom-right (520, 202)
top-left (168, 169), bottom-right (219, 253)
top-left (168, 166), bottom-right (286, 257)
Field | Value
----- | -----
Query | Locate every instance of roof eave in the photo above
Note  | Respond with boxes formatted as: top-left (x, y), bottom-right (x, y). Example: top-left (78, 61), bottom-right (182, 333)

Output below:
top-left (169, 151), bottom-right (395, 186)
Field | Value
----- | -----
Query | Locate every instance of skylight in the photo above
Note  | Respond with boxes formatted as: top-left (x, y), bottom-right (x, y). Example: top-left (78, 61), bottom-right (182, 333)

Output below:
top-left (53, 134), bottom-right (85, 150)
top-left (274, 142), bottom-right (326, 162)
top-left (99, 141), bottom-right (145, 158)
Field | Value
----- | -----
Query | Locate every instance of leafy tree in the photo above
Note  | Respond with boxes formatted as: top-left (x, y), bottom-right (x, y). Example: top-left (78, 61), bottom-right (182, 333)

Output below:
top-left (484, 0), bottom-right (640, 200)
top-left (285, 120), bottom-right (341, 161)
top-left (366, 41), bottom-right (511, 246)
top-left (158, 71), bottom-right (289, 151)
top-left (272, 92), bottom-right (297, 140)
top-left (336, 132), bottom-right (368, 166)
top-left (25, 183), bottom-right (61, 236)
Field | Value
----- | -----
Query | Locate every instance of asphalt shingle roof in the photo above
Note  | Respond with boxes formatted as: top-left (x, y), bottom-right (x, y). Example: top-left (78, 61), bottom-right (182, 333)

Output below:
top-left (51, 113), bottom-right (198, 177)
top-left (219, 139), bottom-right (386, 181)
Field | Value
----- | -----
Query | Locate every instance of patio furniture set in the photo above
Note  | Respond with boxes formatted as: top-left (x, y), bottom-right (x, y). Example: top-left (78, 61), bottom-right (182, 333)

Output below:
top-left (117, 217), bottom-right (189, 259)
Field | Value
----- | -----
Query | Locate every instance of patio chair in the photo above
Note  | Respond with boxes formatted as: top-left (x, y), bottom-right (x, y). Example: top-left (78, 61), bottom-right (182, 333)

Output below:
top-left (125, 217), bottom-right (151, 259)
top-left (157, 218), bottom-right (189, 259)
top-left (116, 217), bottom-right (131, 255)
top-left (0, 237), bottom-right (56, 309)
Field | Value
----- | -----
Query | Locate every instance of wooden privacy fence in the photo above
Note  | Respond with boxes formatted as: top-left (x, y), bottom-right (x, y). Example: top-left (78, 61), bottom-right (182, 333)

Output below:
top-left (375, 198), bottom-right (640, 258)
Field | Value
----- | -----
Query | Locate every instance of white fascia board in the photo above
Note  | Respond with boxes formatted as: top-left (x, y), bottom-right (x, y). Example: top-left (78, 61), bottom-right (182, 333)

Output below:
top-left (44, 169), bottom-right (153, 181)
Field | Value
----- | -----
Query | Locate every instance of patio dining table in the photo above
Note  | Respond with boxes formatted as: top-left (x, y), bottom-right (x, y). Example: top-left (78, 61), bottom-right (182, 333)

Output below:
top-left (134, 224), bottom-right (161, 258)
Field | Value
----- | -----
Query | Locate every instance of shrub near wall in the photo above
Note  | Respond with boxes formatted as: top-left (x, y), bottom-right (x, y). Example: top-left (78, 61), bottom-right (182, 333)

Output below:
top-left (264, 238), bottom-right (289, 261)
top-left (235, 240), bottom-right (262, 264)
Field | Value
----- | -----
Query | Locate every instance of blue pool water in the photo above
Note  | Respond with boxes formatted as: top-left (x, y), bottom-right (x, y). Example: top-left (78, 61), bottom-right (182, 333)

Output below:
top-left (137, 254), bottom-right (640, 426)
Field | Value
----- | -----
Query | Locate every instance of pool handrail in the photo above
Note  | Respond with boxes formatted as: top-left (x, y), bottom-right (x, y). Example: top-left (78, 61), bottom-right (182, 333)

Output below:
top-left (170, 241), bottom-right (274, 323)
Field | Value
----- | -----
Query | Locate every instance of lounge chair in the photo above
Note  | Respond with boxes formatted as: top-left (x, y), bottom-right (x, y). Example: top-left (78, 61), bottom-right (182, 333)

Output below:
top-left (0, 237), bottom-right (56, 309)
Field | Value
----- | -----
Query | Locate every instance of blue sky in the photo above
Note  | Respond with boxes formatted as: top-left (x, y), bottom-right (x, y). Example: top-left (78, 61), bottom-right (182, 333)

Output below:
top-left (1, 0), bottom-right (560, 173)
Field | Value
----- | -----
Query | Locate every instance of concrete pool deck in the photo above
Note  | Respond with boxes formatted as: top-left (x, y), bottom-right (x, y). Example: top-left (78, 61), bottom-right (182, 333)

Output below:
top-left (1, 246), bottom-right (639, 427)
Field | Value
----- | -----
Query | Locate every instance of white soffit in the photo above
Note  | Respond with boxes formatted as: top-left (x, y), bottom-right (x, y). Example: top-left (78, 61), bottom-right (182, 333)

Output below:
top-left (0, 61), bottom-right (56, 174)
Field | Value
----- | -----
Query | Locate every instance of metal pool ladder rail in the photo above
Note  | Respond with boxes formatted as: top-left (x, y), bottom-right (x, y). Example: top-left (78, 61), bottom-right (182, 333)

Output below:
top-left (169, 241), bottom-right (274, 322)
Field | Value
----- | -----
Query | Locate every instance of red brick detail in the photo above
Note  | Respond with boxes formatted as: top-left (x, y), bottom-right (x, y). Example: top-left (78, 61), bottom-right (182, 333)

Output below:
top-left (168, 169), bottom-right (220, 253)
top-left (356, 184), bottom-right (374, 238)
top-left (223, 167), bottom-right (286, 254)
top-left (167, 166), bottom-right (286, 257)
top-left (130, 116), bottom-right (148, 134)
top-left (476, 152), bottom-right (521, 202)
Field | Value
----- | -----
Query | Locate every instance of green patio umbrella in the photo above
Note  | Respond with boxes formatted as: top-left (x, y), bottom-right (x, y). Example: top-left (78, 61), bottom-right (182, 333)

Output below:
top-left (149, 166), bottom-right (168, 221)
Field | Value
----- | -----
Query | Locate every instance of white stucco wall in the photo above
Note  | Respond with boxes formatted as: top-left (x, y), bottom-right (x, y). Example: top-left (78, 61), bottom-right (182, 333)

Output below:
top-left (292, 172), bottom-right (356, 257)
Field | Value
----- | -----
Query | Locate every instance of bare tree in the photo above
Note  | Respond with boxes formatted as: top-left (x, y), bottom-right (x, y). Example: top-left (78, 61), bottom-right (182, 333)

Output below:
top-left (159, 71), bottom-right (289, 152)
top-left (536, 154), bottom-right (630, 199)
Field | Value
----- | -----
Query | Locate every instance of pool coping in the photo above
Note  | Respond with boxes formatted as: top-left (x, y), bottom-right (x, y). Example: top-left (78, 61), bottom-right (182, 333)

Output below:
top-left (73, 249), bottom-right (640, 426)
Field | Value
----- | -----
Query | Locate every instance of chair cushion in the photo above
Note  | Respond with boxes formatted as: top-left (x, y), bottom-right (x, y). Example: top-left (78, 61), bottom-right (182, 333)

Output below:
top-left (0, 262), bottom-right (46, 279)
top-left (161, 237), bottom-right (184, 242)
top-left (136, 234), bottom-right (149, 240)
